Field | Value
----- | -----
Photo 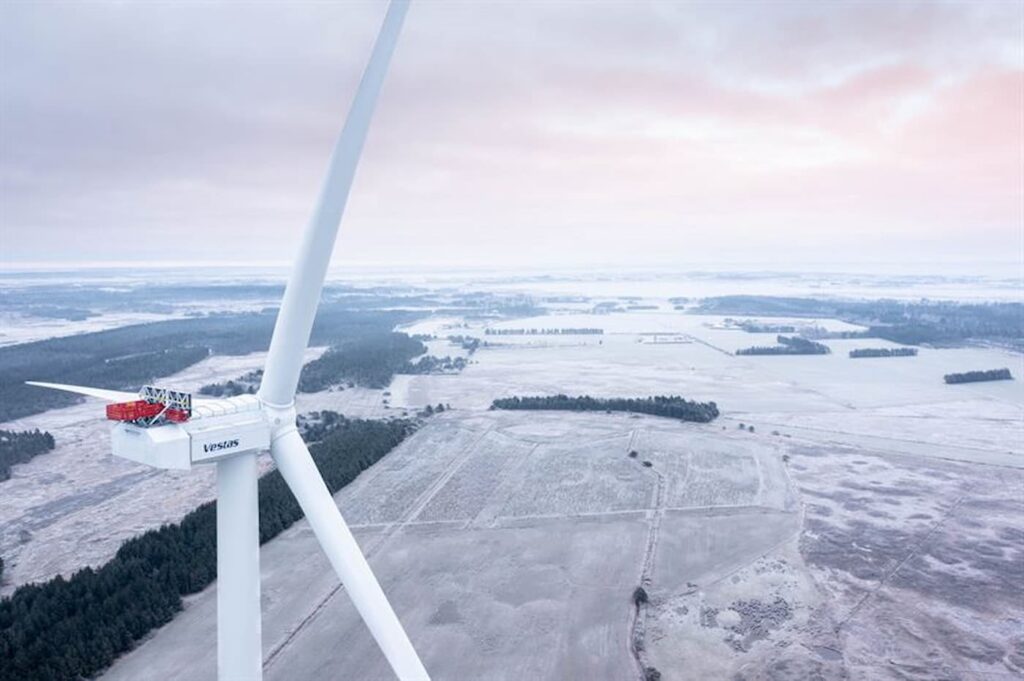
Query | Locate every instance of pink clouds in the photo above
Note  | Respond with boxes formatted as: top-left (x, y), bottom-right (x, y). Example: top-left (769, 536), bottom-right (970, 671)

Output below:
top-left (1, 0), bottom-right (1021, 268)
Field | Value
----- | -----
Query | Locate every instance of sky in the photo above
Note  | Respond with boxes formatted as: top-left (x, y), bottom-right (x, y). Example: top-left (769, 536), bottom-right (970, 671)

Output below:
top-left (1, 0), bottom-right (1021, 273)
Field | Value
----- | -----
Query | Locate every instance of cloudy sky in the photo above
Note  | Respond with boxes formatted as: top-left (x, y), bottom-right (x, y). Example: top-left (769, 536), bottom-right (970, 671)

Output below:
top-left (1, 0), bottom-right (1021, 272)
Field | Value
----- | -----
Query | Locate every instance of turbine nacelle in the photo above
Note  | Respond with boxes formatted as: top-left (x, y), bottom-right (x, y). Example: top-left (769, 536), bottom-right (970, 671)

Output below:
top-left (27, 381), bottom-right (274, 470)
top-left (114, 394), bottom-right (271, 470)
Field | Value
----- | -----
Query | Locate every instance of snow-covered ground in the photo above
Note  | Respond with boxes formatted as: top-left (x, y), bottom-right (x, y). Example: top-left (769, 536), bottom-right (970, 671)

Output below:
top-left (99, 410), bottom-right (1023, 681)
top-left (5, 307), bottom-right (1018, 595)
top-left (102, 410), bottom-right (799, 681)
top-left (1, 288), bottom-right (1021, 679)
top-left (394, 311), bottom-right (1022, 466)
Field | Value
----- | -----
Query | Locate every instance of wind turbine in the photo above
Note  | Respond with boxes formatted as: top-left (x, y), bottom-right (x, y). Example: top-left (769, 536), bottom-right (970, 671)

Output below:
top-left (26, 1), bottom-right (429, 679)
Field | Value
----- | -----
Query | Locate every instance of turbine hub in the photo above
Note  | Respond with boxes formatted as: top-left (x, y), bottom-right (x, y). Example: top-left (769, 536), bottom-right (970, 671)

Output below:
top-left (259, 397), bottom-right (298, 443)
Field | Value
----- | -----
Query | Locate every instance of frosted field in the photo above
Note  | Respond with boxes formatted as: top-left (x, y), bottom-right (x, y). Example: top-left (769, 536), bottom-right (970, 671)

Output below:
top-left (2, 302), bottom-right (1021, 679)
top-left (395, 311), bottom-right (1022, 466)
top-left (100, 407), bottom-right (1023, 680)
top-left (102, 410), bottom-right (798, 681)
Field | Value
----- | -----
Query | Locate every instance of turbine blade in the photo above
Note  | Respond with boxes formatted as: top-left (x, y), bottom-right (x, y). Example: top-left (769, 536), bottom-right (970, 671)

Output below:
top-left (270, 429), bottom-right (429, 680)
top-left (25, 381), bottom-right (137, 403)
top-left (259, 0), bottom-right (410, 406)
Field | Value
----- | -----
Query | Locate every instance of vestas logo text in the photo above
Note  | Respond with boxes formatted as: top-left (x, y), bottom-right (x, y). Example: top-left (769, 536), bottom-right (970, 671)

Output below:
top-left (203, 439), bottom-right (240, 453)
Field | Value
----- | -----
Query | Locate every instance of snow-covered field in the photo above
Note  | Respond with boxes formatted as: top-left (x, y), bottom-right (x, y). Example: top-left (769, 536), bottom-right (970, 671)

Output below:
top-left (3, 307), bottom-right (1019, 596)
top-left (1, 288), bottom-right (1021, 679)
top-left (395, 311), bottom-right (1022, 465)
top-left (98, 410), bottom-right (1023, 681)
top-left (102, 410), bottom-right (799, 681)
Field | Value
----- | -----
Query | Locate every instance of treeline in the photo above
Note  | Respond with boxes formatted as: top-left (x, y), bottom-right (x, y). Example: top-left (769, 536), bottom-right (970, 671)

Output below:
top-left (484, 328), bottom-right (603, 336)
top-left (20, 306), bottom-right (99, 322)
top-left (0, 307), bottom-right (412, 422)
top-left (407, 355), bottom-right (467, 374)
top-left (447, 336), bottom-right (480, 354)
top-left (491, 394), bottom-right (719, 423)
top-left (729, 319), bottom-right (796, 333)
top-left (198, 369), bottom-right (263, 397)
top-left (0, 429), bottom-right (55, 482)
top-left (944, 368), bottom-right (1014, 384)
top-left (736, 335), bottom-right (830, 356)
top-left (0, 417), bottom-right (412, 681)
top-left (0, 280), bottom-right (545, 328)
top-left (205, 333), bottom-right (471, 398)
top-left (295, 410), bottom-right (347, 442)
top-left (298, 333), bottom-right (426, 392)
top-left (697, 296), bottom-right (1023, 348)
top-left (801, 327), bottom-right (872, 340)
top-left (0, 281), bottom-right (439, 318)
top-left (849, 348), bottom-right (917, 358)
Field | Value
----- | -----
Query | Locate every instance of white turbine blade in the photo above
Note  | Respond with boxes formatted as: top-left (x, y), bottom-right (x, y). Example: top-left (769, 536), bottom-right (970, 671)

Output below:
top-left (25, 381), bottom-right (137, 403)
top-left (259, 0), bottom-right (410, 406)
top-left (270, 430), bottom-right (429, 680)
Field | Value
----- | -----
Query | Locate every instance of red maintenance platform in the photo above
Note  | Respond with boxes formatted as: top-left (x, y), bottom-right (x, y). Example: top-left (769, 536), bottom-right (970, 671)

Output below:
top-left (106, 386), bottom-right (193, 426)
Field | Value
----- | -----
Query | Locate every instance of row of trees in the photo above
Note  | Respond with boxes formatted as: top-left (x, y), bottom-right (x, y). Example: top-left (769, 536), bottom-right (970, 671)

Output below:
top-left (801, 327), bottom-right (872, 340)
top-left (0, 417), bottom-right (412, 681)
top-left (198, 369), bottom-right (263, 397)
top-left (23, 306), bottom-right (99, 322)
top-left (297, 333), bottom-right (427, 391)
top-left (491, 394), bottom-right (720, 423)
top-left (730, 320), bottom-right (796, 333)
top-left (849, 348), bottom-right (918, 358)
top-left (295, 409), bottom-right (347, 442)
top-left (484, 328), bottom-right (603, 335)
top-left (0, 429), bottom-right (55, 482)
top-left (201, 335), bottom-right (471, 398)
top-left (944, 368), bottom-right (1014, 384)
top-left (407, 355), bottom-right (467, 374)
top-left (736, 335), bottom-right (830, 356)
top-left (447, 335), bottom-right (480, 354)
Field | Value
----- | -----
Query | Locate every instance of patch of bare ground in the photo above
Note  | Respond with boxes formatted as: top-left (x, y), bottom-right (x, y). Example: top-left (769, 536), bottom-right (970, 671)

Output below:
top-left (789, 444), bottom-right (1024, 680)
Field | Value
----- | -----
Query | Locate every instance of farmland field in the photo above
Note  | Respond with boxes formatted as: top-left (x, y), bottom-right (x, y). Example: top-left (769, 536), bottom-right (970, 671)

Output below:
top-left (1, 290), bottom-right (1020, 680)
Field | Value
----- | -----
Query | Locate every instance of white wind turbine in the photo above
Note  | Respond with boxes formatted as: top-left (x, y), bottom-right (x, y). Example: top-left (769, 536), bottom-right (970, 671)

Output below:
top-left (26, 1), bottom-right (429, 679)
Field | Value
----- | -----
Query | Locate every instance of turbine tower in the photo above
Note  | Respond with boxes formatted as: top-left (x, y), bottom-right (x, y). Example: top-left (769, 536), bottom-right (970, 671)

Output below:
top-left (27, 1), bottom-right (429, 679)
